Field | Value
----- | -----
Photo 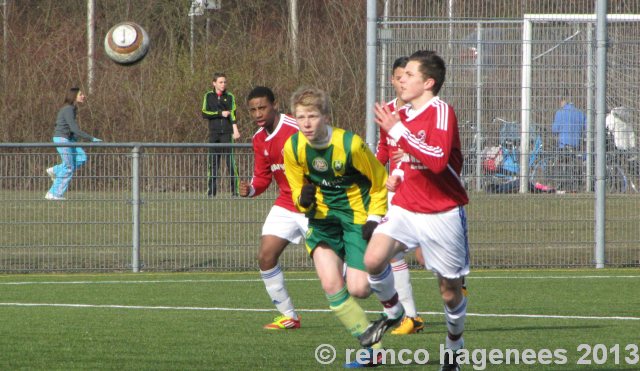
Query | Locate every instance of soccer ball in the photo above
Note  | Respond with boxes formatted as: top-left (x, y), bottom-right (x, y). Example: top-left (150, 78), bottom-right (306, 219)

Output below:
top-left (104, 22), bottom-right (150, 65)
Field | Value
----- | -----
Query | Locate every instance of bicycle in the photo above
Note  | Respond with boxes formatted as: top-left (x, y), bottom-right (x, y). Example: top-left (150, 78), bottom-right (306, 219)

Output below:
top-left (461, 117), bottom-right (563, 193)
top-left (606, 149), bottom-right (639, 193)
top-left (460, 120), bottom-right (482, 191)
top-left (482, 118), bottom-right (556, 193)
top-left (527, 139), bottom-right (588, 195)
top-left (536, 131), bottom-right (639, 194)
top-left (527, 131), bottom-right (557, 188)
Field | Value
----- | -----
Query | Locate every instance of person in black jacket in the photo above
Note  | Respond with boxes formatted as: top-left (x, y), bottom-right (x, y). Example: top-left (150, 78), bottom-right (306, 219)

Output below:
top-left (201, 72), bottom-right (241, 196)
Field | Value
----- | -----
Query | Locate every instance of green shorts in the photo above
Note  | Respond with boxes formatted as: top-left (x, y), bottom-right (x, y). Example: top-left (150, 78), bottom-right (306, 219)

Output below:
top-left (304, 217), bottom-right (367, 271)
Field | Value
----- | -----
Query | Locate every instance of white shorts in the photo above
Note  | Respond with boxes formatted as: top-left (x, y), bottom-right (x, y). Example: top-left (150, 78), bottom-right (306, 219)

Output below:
top-left (374, 205), bottom-right (470, 279)
top-left (387, 191), bottom-right (418, 261)
top-left (262, 205), bottom-right (308, 244)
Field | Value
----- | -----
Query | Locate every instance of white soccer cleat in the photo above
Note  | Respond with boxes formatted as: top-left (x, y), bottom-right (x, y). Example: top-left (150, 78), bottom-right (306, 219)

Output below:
top-left (45, 192), bottom-right (65, 201)
top-left (46, 167), bottom-right (56, 181)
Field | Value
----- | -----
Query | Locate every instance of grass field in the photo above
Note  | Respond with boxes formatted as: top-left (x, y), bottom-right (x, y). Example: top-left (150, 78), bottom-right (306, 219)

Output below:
top-left (0, 269), bottom-right (638, 370)
top-left (1, 191), bottom-right (639, 271)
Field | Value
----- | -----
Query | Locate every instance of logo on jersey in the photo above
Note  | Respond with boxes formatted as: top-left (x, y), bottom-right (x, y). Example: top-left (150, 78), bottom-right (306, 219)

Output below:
top-left (263, 149), bottom-right (269, 157)
top-left (416, 130), bottom-right (426, 142)
top-left (312, 157), bottom-right (329, 172)
top-left (333, 160), bottom-right (344, 172)
top-left (321, 177), bottom-right (345, 188)
top-left (270, 164), bottom-right (285, 172)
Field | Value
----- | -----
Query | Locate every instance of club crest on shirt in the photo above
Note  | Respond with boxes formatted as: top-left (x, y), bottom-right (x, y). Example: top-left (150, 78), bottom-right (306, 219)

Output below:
top-left (416, 130), bottom-right (426, 142)
top-left (333, 160), bottom-right (344, 172)
top-left (312, 157), bottom-right (329, 172)
top-left (263, 149), bottom-right (269, 157)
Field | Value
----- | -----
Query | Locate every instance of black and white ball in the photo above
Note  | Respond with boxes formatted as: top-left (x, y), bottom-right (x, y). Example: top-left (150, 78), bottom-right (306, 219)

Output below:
top-left (104, 22), bottom-right (150, 65)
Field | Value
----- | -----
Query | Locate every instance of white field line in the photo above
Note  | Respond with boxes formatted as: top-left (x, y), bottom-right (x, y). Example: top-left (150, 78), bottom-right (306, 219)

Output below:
top-left (0, 275), bottom-right (639, 286)
top-left (0, 302), bottom-right (638, 321)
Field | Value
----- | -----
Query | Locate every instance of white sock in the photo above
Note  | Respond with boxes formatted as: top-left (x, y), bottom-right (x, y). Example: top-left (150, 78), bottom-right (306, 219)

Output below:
top-left (368, 264), bottom-right (403, 319)
top-left (342, 261), bottom-right (347, 281)
top-left (391, 259), bottom-right (418, 318)
top-left (261, 265), bottom-right (298, 320)
top-left (445, 336), bottom-right (464, 351)
top-left (444, 296), bottom-right (467, 338)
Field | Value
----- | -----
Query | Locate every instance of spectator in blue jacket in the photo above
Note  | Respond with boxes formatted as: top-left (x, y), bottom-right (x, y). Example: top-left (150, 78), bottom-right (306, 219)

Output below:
top-left (552, 95), bottom-right (586, 192)
top-left (552, 96), bottom-right (586, 149)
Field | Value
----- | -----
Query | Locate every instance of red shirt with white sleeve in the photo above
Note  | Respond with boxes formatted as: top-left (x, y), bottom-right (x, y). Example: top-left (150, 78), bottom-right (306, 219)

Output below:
top-left (387, 97), bottom-right (468, 213)
top-left (249, 113), bottom-right (299, 212)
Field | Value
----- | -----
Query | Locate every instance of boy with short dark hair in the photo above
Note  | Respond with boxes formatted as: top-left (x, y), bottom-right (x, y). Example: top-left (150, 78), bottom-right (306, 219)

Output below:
top-left (360, 50), bottom-right (470, 371)
top-left (239, 86), bottom-right (307, 330)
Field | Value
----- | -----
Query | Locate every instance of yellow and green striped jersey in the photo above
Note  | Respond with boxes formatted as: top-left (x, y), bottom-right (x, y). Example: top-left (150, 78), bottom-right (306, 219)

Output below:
top-left (283, 127), bottom-right (388, 224)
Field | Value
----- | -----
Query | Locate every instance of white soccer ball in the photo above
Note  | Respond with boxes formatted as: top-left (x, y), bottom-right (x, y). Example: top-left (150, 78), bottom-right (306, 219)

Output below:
top-left (104, 22), bottom-right (150, 65)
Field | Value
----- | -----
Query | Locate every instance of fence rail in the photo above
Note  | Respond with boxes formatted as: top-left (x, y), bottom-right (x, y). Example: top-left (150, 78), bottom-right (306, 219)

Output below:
top-left (0, 143), bottom-right (638, 272)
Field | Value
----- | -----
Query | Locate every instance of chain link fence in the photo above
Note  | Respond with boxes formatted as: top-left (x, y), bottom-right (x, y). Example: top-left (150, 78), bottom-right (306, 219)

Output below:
top-left (375, 2), bottom-right (640, 269)
top-left (0, 143), bottom-right (310, 272)
top-left (1, 2), bottom-right (639, 272)
top-left (0, 142), bottom-right (638, 272)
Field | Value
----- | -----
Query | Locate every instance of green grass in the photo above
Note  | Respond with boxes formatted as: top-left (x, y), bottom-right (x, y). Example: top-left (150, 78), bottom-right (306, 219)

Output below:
top-left (0, 269), bottom-right (638, 370)
top-left (1, 191), bottom-right (639, 271)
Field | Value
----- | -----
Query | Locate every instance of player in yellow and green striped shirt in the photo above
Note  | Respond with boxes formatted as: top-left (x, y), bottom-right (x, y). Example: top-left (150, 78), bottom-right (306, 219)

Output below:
top-left (283, 86), bottom-right (389, 367)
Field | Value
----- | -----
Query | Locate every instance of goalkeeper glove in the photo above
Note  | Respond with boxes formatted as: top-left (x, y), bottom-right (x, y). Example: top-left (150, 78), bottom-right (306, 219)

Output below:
top-left (361, 220), bottom-right (379, 242)
top-left (299, 183), bottom-right (317, 208)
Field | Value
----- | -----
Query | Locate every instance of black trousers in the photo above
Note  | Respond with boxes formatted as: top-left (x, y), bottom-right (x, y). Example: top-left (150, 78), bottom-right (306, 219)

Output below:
top-left (207, 131), bottom-right (238, 196)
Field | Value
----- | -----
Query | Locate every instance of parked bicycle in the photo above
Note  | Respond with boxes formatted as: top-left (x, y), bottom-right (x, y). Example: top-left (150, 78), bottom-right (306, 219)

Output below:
top-left (527, 130), bottom-right (558, 188)
top-left (481, 118), bottom-right (557, 193)
top-left (530, 131), bottom-right (638, 194)
top-left (460, 120), bottom-right (482, 190)
top-left (462, 116), bottom-right (638, 194)
top-left (605, 136), bottom-right (639, 193)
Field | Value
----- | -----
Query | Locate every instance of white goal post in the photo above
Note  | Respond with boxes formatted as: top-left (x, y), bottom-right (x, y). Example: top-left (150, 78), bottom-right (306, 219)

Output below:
top-left (519, 14), bottom-right (640, 193)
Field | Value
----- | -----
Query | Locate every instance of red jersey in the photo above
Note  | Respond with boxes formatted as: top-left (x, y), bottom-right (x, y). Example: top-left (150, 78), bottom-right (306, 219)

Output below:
top-left (375, 98), bottom-right (402, 170)
top-left (250, 113), bottom-right (299, 212)
top-left (388, 97), bottom-right (468, 213)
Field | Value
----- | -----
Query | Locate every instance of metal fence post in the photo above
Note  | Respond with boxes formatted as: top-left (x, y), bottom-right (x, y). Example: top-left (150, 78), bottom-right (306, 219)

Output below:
top-left (594, 1), bottom-right (608, 268)
top-left (131, 145), bottom-right (141, 272)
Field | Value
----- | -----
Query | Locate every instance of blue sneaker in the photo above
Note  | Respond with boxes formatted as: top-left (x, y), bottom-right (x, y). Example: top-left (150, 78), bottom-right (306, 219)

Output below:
top-left (344, 348), bottom-right (383, 368)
